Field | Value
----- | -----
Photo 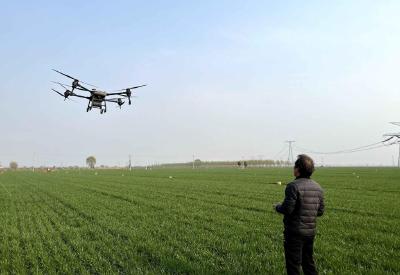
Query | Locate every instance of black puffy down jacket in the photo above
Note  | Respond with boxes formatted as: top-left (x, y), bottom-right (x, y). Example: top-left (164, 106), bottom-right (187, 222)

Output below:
top-left (276, 177), bottom-right (324, 236)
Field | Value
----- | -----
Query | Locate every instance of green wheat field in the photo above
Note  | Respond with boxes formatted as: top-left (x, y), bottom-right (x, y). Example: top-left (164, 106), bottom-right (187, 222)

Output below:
top-left (0, 167), bottom-right (398, 274)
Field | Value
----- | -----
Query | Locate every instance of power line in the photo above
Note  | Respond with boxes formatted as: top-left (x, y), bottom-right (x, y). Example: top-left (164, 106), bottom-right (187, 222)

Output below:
top-left (390, 122), bottom-right (400, 127)
top-left (273, 144), bottom-right (288, 160)
top-left (296, 142), bottom-right (395, 155)
top-left (295, 137), bottom-right (396, 155)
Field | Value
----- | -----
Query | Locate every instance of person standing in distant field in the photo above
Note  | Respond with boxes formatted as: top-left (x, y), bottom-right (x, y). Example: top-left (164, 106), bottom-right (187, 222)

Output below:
top-left (274, 154), bottom-right (324, 275)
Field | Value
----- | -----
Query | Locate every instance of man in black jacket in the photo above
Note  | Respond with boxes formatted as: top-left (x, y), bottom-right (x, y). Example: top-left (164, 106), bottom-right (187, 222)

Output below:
top-left (274, 154), bottom-right (324, 275)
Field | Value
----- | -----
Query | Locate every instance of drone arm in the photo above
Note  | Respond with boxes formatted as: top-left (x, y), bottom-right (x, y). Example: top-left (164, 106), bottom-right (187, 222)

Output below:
top-left (106, 92), bottom-right (127, 96)
top-left (76, 84), bottom-right (93, 93)
top-left (52, 81), bottom-right (92, 93)
top-left (104, 98), bottom-right (121, 103)
top-left (70, 93), bottom-right (90, 100)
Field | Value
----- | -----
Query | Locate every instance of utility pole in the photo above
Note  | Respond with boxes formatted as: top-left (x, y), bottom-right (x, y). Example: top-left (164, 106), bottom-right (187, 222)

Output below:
top-left (286, 140), bottom-right (295, 165)
top-left (383, 122), bottom-right (400, 168)
top-left (192, 154), bottom-right (195, 169)
top-left (32, 152), bottom-right (36, 172)
top-left (128, 155), bottom-right (132, 171)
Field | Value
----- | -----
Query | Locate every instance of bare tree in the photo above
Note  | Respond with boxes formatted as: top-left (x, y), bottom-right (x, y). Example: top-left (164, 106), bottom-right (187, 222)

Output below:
top-left (194, 159), bottom-right (202, 168)
top-left (86, 156), bottom-right (96, 169)
top-left (9, 161), bottom-right (18, 170)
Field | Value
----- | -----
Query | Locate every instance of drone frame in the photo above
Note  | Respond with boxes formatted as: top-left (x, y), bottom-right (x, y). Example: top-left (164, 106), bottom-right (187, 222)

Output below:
top-left (51, 69), bottom-right (146, 114)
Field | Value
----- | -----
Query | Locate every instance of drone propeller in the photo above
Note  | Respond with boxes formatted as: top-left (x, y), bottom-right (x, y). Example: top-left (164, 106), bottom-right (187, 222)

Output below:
top-left (122, 86), bottom-right (144, 105)
top-left (52, 81), bottom-right (70, 90)
top-left (118, 99), bottom-right (125, 108)
top-left (108, 98), bottom-right (125, 107)
top-left (52, 69), bottom-right (98, 88)
top-left (120, 94), bottom-right (137, 105)
top-left (51, 81), bottom-right (91, 92)
top-left (107, 86), bottom-right (143, 105)
top-left (51, 89), bottom-right (77, 102)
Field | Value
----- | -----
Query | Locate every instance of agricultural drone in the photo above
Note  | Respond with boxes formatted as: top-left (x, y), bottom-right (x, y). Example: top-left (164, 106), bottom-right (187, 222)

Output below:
top-left (51, 69), bottom-right (146, 114)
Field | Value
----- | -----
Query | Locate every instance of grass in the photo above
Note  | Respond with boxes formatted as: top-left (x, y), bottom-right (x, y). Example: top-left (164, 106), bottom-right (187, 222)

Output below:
top-left (0, 167), bottom-right (399, 274)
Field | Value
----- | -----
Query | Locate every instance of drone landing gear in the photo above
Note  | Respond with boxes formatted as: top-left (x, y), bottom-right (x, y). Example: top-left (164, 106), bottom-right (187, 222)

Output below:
top-left (102, 101), bottom-right (107, 114)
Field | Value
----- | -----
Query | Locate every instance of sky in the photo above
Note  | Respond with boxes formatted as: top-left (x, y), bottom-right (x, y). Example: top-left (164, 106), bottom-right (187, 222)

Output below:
top-left (1, 1), bottom-right (400, 167)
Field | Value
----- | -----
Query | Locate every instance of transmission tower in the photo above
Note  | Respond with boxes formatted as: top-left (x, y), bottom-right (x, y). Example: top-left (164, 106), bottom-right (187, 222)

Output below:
top-left (286, 140), bottom-right (296, 164)
top-left (384, 122), bottom-right (400, 168)
top-left (397, 141), bottom-right (400, 168)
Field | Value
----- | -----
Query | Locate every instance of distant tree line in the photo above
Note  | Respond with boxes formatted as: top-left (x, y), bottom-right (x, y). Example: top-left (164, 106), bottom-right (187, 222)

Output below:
top-left (0, 157), bottom-right (292, 170)
top-left (156, 159), bottom-right (292, 168)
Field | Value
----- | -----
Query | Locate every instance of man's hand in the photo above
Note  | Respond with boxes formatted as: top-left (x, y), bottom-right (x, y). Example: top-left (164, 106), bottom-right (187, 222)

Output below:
top-left (273, 203), bottom-right (281, 212)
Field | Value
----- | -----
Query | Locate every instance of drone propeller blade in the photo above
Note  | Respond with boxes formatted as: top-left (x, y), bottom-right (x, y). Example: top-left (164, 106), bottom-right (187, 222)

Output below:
top-left (130, 84), bottom-right (147, 89)
top-left (51, 89), bottom-right (64, 97)
top-left (80, 80), bottom-right (98, 88)
top-left (51, 81), bottom-right (89, 92)
top-left (52, 81), bottom-right (69, 90)
top-left (112, 84), bottom-right (146, 92)
top-left (52, 69), bottom-right (76, 80)
top-left (52, 69), bottom-right (98, 88)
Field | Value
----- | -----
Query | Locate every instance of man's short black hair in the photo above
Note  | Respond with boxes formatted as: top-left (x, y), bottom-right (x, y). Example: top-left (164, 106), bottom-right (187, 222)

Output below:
top-left (294, 154), bottom-right (315, 178)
